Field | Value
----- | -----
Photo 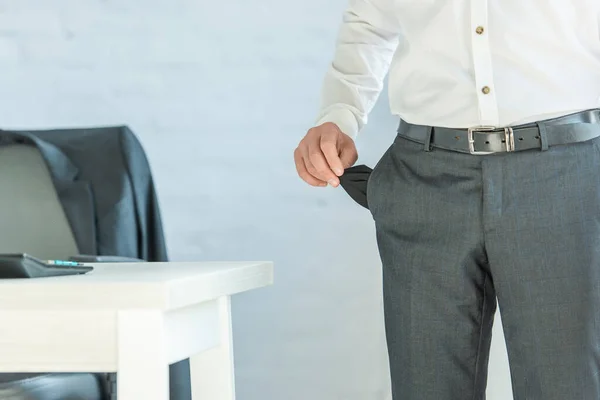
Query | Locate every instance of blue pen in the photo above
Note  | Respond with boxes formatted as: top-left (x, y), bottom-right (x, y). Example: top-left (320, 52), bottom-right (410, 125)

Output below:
top-left (46, 260), bottom-right (85, 267)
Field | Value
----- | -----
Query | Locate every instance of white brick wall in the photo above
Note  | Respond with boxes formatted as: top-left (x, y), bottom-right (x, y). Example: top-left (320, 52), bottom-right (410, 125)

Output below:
top-left (0, 1), bottom-right (513, 399)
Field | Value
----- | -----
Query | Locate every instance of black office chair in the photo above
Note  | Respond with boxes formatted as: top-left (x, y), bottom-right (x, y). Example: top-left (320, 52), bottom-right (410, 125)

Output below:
top-left (0, 128), bottom-right (191, 400)
top-left (0, 143), bottom-right (105, 399)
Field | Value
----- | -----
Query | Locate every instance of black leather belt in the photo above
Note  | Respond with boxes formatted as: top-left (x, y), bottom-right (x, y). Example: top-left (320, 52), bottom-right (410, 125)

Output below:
top-left (399, 109), bottom-right (600, 154)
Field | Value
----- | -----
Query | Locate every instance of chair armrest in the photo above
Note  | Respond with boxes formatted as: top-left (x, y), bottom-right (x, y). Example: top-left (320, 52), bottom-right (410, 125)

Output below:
top-left (68, 255), bottom-right (145, 263)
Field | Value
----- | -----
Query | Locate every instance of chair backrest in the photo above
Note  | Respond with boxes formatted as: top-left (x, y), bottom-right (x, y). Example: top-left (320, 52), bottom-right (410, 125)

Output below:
top-left (0, 144), bottom-right (79, 260)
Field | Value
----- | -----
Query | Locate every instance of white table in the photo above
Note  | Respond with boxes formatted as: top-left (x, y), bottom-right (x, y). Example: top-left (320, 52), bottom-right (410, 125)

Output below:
top-left (0, 261), bottom-right (274, 400)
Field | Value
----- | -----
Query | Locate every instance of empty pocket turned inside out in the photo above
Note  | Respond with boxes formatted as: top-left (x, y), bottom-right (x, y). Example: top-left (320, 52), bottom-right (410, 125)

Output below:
top-left (339, 164), bottom-right (372, 209)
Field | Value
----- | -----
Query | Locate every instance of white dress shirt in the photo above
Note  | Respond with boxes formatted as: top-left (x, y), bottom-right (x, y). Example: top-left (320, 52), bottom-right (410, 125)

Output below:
top-left (316, 0), bottom-right (600, 139)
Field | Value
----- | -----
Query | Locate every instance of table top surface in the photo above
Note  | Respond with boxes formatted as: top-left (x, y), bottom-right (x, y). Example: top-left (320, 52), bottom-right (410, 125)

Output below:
top-left (0, 261), bottom-right (273, 310)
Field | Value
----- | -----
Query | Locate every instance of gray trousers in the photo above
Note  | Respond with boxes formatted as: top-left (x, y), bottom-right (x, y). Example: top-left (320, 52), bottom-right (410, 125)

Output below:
top-left (367, 125), bottom-right (600, 399)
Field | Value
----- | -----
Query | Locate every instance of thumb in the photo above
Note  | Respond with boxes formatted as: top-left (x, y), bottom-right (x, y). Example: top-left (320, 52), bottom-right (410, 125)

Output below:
top-left (339, 142), bottom-right (358, 170)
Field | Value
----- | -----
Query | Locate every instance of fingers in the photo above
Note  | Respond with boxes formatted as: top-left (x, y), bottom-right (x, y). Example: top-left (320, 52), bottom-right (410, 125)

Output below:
top-left (294, 148), bottom-right (326, 187)
top-left (294, 122), bottom-right (358, 188)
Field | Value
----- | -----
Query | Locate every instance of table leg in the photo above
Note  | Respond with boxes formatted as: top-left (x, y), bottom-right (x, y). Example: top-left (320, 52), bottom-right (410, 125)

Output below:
top-left (190, 296), bottom-right (236, 400)
top-left (118, 310), bottom-right (169, 400)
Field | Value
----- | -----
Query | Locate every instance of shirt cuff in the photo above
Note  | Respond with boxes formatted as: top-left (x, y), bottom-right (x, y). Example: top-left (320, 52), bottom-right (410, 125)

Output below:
top-left (315, 108), bottom-right (360, 140)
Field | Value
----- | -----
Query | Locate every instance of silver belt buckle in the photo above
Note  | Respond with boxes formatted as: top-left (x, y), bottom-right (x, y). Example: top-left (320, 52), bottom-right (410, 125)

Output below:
top-left (467, 126), bottom-right (515, 154)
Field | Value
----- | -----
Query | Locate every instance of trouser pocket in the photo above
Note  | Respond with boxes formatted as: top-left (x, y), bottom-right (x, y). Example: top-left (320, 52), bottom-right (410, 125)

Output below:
top-left (339, 164), bottom-right (372, 209)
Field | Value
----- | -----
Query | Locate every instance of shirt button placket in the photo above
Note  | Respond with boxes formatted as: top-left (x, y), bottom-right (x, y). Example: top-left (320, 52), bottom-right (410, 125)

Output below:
top-left (470, 0), bottom-right (499, 127)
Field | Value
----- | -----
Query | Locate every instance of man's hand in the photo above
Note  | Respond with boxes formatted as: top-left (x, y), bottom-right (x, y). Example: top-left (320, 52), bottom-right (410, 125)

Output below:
top-left (294, 122), bottom-right (358, 187)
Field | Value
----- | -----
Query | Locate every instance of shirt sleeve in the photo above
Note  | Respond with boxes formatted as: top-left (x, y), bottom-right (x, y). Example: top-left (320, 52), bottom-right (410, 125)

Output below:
top-left (315, 0), bottom-right (402, 140)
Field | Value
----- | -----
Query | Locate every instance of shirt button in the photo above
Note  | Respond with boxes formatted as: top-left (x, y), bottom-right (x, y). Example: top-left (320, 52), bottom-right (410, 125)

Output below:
top-left (481, 86), bottom-right (491, 94)
top-left (475, 26), bottom-right (485, 35)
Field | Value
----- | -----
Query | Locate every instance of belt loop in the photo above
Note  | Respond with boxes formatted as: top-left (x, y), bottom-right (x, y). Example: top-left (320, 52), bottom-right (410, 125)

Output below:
top-left (536, 122), bottom-right (549, 151)
top-left (423, 126), bottom-right (433, 152)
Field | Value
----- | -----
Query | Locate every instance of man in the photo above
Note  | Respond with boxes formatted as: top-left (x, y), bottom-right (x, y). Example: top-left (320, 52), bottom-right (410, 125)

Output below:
top-left (293, 1), bottom-right (600, 399)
